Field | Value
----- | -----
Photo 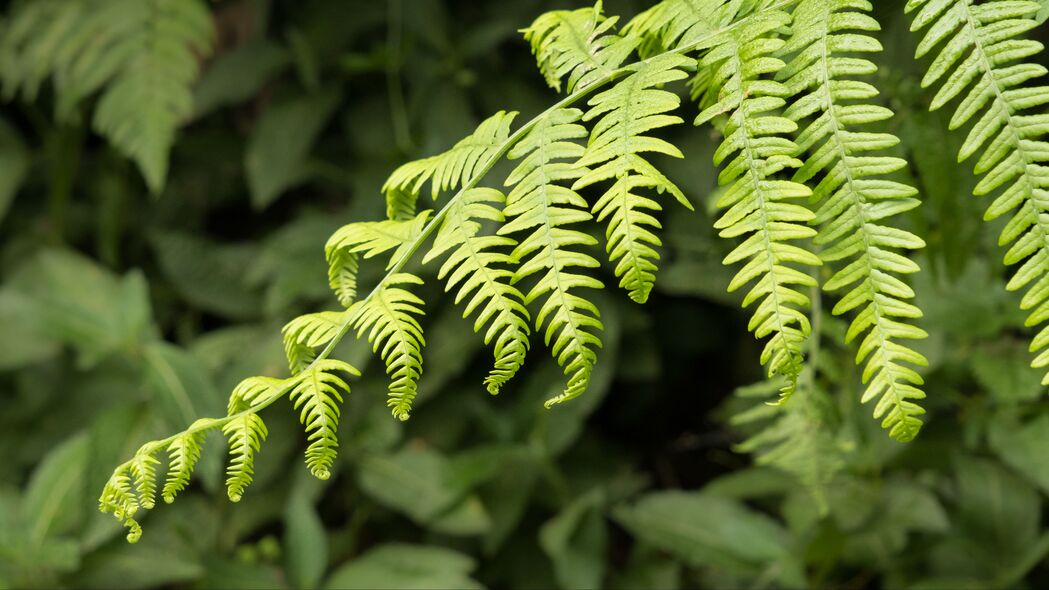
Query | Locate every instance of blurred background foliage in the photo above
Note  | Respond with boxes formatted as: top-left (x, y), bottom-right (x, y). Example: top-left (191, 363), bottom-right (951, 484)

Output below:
top-left (2, 0), bottom-right (1049, 588)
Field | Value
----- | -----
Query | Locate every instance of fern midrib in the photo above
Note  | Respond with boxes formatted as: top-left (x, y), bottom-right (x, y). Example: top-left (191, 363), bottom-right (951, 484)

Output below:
top-left (960, 0), bottom-right (1049, 267)
top-left (109, 0), bottom-right (799, 470)
top-left (734, 48), bottom-right (800, 373)
top-left (815, 10), bottom-right (914, 428)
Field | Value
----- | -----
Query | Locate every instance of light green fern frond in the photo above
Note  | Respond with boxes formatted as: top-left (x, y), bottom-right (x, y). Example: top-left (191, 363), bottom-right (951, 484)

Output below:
top-left (423, 188), bottom-right (532, 394)
top-left (907, 0), bottom-right (1049, 387)
top-left (622, 0), bottom-right (747, 57)
top-left (283, 311), bottom-right (352, 373)
top-left (161, 428), bottom-right (205, 504)
top-left (351, 275), bottom-right (426, 420)
top-left (697, 9), bottom-right (822, 398)
top-left (288, 359), bottom-right (359, 479)
top-left (383, 111), bottom-right (518, 215)
top-left (98, 471), bottom-right (142, 542)
top-left (227, 376), bottom-right (285, 415)
top-left (324, 210), bottom-right (432, 309)
top-left (500, 108), bottom-right (604, 406)
top-left (223, 412), bottom-right (268, 502)
top-left (127, 447), bottom-right (160, 510)
top-left (522, 0), bottom-right (638, 93)
top-left (0, 0), bottom-right (213, 193)
top-left (575, 54), bottom-right (693, 303)
top-left (781, 0), bottom-right (928, 441)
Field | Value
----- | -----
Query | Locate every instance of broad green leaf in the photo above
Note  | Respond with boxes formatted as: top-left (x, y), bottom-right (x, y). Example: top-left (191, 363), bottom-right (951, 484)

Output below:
top-left (989, 412), bottom-right (1049, 496)
top-left (613, 491), bottom-right (803, 586)
top-left (245, 89), bottom-right (341, 209)
top-left (0, 288), bottom-right (59, 370)
top-left (284, 475), bottom-right (328, 590)
top-left (22, 433), bottom-right (89, 543)
top-left (149, 231), bottom-right (263, 320)
top-left (193, 41), bottom-right (290, 117)
top-left (8, 249), bottom-right (155, 367)
top-left (356, 447), bottom-right (463, 525)
top-left (324, 544), bottom-right (482, 590)
top-left (539, 490), bottom-right (607, 590)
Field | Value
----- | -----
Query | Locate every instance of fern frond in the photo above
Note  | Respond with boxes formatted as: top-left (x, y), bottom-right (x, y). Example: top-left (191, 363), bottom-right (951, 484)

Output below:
top-left (127, 446), bottom-right (160, 510)
top-left (523, 1), bottom-right (639, 93)
top-left (222, 412), bottom-right (268, 502)
top-left (907, 0), bottom-right (1049, 387)
top-left (283, 311), bottom-right (352, 374)
top-left (228, 376), bottom-right (285, 414)
top-left (99, 469), bottom-right (142, 542)
top-left (697, 9), bottom-right (822, 399)
top-left (500, 108), bottom-right (604, 406)
top-left (622, 0), bottom-right (748, 56)
top-left (324, 210), bottom-right (431, 310)
top-left (575, 54), bottom-right (693, 303)
top-left (351, 276), bottom-right (426, 420)
top-left (423, 188), bottom-right (532, 394)
top-left (383, 111), bottom-right (518, 211)
top-left (781, 0), bottom-right (928, 441)
top-left (161, 426), bottom-right (206, 504)
top-left (287, 359), bottom-right (359, 479)
top-left (0, 0), bottom-right (213, 192)
top-left (327, 247), bottom-right (360, 307)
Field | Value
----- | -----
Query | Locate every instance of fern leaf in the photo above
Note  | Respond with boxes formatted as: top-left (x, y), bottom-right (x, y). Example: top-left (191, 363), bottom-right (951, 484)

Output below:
top-left (423, 188), bottom-right (532, 393)
top-left (161, 425), bottom-right (207, 504)
top-left (575, 54), bottom-right (693, 303)
top-left (283, 311), bottom-right (352, 374)
top-left (127, 447), bottom-right (160, 510)
top-left (781, 0), bottom-right (928, 441)
top-left (698, 9), bottom-right (822, 398)
top-left (908, 0), bottom-right (1049, 387)
top-left (351, 275), bottom-right (426, 419)
top-left (0, 0), bottom-right (214, 193)
top-left (288, 359), bottom-right (359, 478)
top-left (324, 210), bottom-right (431, 310)
top-left (383, 111), bottom-right (518, 212)
top-left (222, 412), bottom-right (268, 502)
top-left (523, 1), bottom-right (638, 93)
top-left (500, 108), bottom-right (604, 406)
top-left (327, 247), bottom-right (360, 307)
top-left (622, 0), bottom-right (749, 56)
top-left (99, 469), bottom-right (143, 542)
top-left (228, 376), bottom-right (286, 414)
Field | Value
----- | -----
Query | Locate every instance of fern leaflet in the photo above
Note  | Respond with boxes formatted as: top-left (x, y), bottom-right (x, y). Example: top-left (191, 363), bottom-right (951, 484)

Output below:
top-left (223, 412), bottom-right (268, 502)
top-left (423, 188), bottom-right (532, 394)
top-left (351, 275), bottom-right (426, 420)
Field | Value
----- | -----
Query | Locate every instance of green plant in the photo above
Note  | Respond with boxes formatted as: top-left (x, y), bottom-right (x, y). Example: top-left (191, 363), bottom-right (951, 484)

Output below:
top-left (1, 0), bottom-right (1036, 543)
